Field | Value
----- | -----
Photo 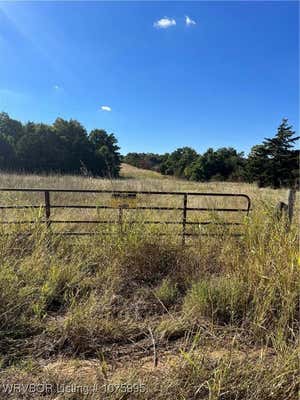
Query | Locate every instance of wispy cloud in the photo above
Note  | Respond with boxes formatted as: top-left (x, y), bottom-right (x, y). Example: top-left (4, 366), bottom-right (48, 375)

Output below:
top-left (185, 16), bottom-right (196, 26)
top-left (101, 105), bottom-right (112, 112)
top-left (153, 17), bottom-right (176, 29)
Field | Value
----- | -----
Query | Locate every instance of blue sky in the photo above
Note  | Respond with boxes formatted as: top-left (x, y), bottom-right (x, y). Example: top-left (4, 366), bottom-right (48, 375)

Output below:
top-left (0, 1), bottom-right (298, 155)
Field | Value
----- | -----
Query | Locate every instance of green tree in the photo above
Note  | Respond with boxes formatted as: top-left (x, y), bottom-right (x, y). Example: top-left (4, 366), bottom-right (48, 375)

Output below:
top-left (53, 118), bottom-right (96, 173)
top-left (0, 112), bottom-right (23, 145)
top-left (16, 123), bottom-right (63, 172)
top-left (0, 112), bottom-right (122, 177)
top-left (0, 112), bottom-right (23, 170)
top-left (247, 119), bottom-right (299, 188)
top-left (160, 147), bottom-right (198, 178)
top-left (89, 129), bottom-right (121, 177)
top-left (0, 135), bottom-right (15, 170)
top-left (188, 148), bottom-right (245, 182)
top-left (246, 145), bottom-right (270, 187)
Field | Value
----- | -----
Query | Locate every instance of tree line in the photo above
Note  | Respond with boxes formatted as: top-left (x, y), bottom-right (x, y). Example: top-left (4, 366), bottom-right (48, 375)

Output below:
top-left (0, 112), bottom-right (121, 177)
top-left (0, 114), bottom-right (298, 188)
top-left (124, 119), bottom-right (299, 188)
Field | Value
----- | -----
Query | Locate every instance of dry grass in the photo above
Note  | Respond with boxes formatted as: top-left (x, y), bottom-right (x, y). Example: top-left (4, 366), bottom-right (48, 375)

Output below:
top-left (0, 164), bottom-right (291, 202)
top-left (0, 167), bottom-right (298, 399)
top-left (120, 163), bottom-right (166, 180)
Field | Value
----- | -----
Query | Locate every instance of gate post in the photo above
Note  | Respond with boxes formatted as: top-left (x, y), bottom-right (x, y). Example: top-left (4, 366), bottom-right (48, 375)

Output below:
top-left (182, 194), bottom-right (187, 246)
top-left (44, 190), bottom-right (51, 229)
top-left (287, 188), bottom-right (296, 230)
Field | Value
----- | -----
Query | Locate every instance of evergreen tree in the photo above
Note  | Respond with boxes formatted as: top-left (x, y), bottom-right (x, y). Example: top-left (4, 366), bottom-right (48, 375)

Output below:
top-left (263, 119), bottom-right (299, 188)
top-left (247, 119), bottom-right (299, 188)
top-left (246, 145), bottom-right (270, 187)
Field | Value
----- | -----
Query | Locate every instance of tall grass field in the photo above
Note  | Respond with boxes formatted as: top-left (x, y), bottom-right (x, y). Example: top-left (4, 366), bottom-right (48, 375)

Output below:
top-left (0, 164), bottom-right (298, 399)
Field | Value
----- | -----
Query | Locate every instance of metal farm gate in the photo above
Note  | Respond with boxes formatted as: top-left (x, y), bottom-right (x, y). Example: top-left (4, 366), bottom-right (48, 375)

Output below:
top-left (0, 188), bottom-right (251, 244)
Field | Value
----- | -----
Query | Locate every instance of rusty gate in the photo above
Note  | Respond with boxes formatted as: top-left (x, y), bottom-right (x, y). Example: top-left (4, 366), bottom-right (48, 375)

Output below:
top-left (0, 188), bottom-right (251, 244)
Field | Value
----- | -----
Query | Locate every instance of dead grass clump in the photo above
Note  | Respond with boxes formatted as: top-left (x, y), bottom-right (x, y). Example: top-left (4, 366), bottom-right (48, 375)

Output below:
top-left (116, 240), bottom-right (185, 287)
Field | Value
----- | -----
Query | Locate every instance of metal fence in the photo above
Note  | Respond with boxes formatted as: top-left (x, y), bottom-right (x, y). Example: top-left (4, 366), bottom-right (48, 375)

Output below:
top-left (0, 188), bottom-right (251, 244)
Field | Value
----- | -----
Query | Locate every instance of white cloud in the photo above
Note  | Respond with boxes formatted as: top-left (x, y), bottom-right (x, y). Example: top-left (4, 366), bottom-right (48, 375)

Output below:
top-left (101, 105), bottom-right (112, 112)
top-left (185, 15), bottom-right (196, 26)
top-left (53, 85), bottom-right (60, 90)
top-left (153, 17), bottom-right (176, 29)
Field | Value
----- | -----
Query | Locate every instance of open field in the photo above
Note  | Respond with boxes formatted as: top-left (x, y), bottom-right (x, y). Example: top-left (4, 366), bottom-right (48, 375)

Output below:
top-left (0, 166), bottom-right (299, 399)
top-left (0, 163), bottom-right (291, 201)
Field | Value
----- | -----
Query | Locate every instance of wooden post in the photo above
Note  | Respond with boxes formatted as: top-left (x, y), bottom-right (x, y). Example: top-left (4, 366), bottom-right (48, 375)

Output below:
top-left (182, 194), bottom-right (187, 246)
top-left (287, 188), bottom-right (296, 228)
top-left (44, 190), bottom-right (51, 229)
top-left (274, 201), bottom-right (288, 221)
